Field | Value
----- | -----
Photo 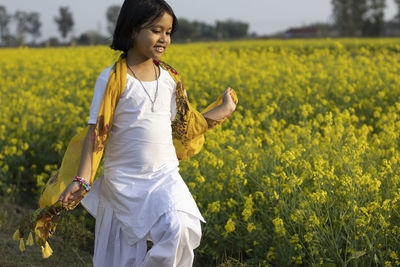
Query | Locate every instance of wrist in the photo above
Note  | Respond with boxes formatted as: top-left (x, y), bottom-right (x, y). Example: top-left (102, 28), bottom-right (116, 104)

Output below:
top-left (72, 176), bottom-right (91, 191)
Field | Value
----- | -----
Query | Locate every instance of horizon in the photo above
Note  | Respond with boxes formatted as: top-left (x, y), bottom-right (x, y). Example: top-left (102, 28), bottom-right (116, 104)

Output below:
top-left (0, 0), bottom-right (397, 42)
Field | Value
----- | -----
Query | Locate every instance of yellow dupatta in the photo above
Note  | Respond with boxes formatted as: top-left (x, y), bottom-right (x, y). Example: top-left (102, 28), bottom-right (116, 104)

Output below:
top-left (13, 54), bottom-right (238, 258)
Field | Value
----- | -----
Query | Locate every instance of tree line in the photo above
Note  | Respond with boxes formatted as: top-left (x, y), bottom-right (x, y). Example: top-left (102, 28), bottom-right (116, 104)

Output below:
top-left (331, 0), bottom-right (393, 36)
top-left (0, 6), bottom-right (73, 46)
top-left (0, 2), bottom-right (400, 47)
top-left (0, 5), bottom-right (250, 47)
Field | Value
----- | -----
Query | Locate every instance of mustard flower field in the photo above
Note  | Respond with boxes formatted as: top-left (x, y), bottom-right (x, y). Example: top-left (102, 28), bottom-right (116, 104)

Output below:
top-left (1, 39), bottom-right (400, 266)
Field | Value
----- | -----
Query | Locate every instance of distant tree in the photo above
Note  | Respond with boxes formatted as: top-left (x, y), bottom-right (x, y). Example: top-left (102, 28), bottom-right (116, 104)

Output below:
top-left (249, 32), bottom-right (258, 38)
top-left (14, 11), bottom-right (29, 45)
top-left (173, 18), bottom-right (218, 42)
top-left (216, 20), bottom-right (249, 40)
top-left (165, 17), bottom-right (249, 42)
top-left (396, 0), bottom-right (400, 23)
top-left (331, 0), bottom-right (386, 36)
top-left (77, 30), bottom-right (107, 45)
top-left (173, 18), bottom-right (198, 41)
top-left (25, 12), bottom-right (41, 44)
top-left (54, 6), bottom-right (74, 41)
top-left (2, 35), bottom-right (17, 46)
top-left (0, 6), bottom-right (11, 45)
top-left (331, 0), bottom-right (367, 36)
top-left (363, 0), bottom-right (386, 36)
top-left (193, 21), bottom-right (216, 40)
top-left (106, 5), bottom-right (120, 36)
top-left (48, 37), bottom-right (60, 46)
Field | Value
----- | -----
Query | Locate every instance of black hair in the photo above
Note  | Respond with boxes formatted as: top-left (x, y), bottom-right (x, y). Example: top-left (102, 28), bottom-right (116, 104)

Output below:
top-left (110, 0), bottom-right (178, 53)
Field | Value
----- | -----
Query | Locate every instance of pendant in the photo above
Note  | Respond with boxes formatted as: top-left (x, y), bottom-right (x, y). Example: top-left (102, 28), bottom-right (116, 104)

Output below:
top-left (152, 105), bottom-right (155, 112)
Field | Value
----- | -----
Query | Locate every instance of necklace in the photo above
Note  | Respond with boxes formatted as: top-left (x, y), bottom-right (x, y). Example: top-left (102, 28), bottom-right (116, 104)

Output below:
top-left (127, 62), bottom-right (159, 112)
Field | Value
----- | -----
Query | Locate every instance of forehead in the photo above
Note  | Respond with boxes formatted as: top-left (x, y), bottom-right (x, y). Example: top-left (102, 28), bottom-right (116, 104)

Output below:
top-left (150, 12), bottom-right (173, 29)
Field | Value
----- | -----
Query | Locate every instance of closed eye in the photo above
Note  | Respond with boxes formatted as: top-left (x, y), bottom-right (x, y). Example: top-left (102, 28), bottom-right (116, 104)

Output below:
top-left (151, 29), bottom-right (171, 35)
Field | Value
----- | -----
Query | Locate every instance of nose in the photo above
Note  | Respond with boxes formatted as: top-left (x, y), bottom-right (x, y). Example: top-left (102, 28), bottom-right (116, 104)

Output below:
top-left (160, 33), bottom-right (169, 43)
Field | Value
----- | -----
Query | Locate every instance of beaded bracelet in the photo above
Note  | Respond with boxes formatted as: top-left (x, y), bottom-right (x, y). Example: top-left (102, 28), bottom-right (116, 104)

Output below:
top-left (72, 176), bottom-right (91, 191)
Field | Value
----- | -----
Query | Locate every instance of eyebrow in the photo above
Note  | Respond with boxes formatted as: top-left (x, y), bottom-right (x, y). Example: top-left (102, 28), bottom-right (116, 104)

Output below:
top-left (152, 25), bottom-right (172, 30)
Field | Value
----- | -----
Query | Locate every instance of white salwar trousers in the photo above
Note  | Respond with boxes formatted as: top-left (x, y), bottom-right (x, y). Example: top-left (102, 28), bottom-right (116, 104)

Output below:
top-left (92, 196), bottom-right (202, 267)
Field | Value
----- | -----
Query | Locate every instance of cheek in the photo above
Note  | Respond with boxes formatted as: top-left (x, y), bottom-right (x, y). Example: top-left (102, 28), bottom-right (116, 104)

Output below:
top-left (147, 35), bottom-right (159, 47)
top-left (165, 37), bottom-right (171, 46)
top-left (136, 34), bottom-right (154, 48)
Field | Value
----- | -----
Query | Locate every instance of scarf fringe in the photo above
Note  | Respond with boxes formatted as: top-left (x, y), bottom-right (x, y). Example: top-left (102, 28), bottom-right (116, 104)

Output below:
top-left (41, 241), bottom-right (53, 258)
top-left (12, 229), bottom-right (20, 241)
top-left (26, 232), bottom-right (34, 246)
top-left (19, 238), bottom-right (25, 251)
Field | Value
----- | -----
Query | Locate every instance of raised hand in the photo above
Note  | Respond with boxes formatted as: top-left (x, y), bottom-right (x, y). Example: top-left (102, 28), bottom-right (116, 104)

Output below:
top-left (222, 87), bottom-right (236, 117)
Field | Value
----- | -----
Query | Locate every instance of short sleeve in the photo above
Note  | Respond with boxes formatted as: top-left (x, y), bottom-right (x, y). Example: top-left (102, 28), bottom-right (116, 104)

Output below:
top-left (88, 67), bottom-right (112, 124)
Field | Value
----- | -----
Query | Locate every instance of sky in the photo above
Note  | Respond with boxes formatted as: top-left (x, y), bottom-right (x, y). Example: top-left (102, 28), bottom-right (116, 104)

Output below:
top-left (0, 0), bottom-right (398, 41)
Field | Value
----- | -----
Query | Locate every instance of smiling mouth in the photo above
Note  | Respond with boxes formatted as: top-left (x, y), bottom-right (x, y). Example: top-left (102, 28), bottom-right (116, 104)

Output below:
top-left (154, 46), bottom-right (165, 53)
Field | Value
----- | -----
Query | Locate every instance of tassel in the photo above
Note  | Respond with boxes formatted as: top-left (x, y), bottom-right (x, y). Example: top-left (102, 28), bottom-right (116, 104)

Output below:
top-left (41, 241), bottom-right (53, 258)
top-left (12, 229), bottom-right (20, 240)
top-left (19, 238), bottom-right (25, 251)
top-left (26, 232), bottom-right (34, 246)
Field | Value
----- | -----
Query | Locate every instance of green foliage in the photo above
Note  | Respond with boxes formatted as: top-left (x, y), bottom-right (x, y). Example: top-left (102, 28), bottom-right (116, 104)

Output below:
top-left (55, 207), bottom-right (95, 252)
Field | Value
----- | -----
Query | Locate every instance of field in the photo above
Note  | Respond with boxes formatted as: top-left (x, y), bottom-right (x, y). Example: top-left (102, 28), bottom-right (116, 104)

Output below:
top-left (1, 38), bottom-right (400, 266)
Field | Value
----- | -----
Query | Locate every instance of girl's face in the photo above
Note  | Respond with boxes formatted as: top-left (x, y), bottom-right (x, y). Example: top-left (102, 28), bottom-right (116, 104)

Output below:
top-left (132, 12), bottom-right (173, 60)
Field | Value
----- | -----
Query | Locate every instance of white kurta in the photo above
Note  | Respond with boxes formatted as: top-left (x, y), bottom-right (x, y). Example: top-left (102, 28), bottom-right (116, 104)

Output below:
top-left (81, 64), bottom-right (205, 247)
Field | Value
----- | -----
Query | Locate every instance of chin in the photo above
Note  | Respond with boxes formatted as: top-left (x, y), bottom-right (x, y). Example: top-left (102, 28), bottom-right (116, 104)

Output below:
top-left (152, 50), bottom-right (165, 59)
top-left (153, 54), bottom-right (163, 60)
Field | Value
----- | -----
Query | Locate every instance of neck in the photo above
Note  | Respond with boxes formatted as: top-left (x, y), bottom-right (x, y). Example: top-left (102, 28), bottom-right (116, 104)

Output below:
top-left (126, 49), bottom-right (154, 68)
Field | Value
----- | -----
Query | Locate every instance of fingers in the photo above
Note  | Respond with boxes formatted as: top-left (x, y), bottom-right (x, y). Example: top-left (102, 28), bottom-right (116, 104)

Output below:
top-left (59, 191), bottom-right (73, 207)
top-left (59, 188), bottom-right (85, 209)
top-left (58, 194), bottom-right (66, 203)
top-left (58, 185), bottom-right (70, 202)
top-left (58, 183), bottom-right (85, 210)
top-left (223, 88), bottom-right (231, 96)
top-left (59, 192), bottom-right (69, 203)
top-left (225, 87), bottom-right (234, 99)
top-left (224, 88), bottom-right (235, 101)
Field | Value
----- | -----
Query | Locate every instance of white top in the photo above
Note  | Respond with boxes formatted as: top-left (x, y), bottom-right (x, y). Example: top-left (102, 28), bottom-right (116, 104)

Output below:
top-left (81, 64), bottom-right (205, 246)
top-left (89, 65), bottom-right (179, 175)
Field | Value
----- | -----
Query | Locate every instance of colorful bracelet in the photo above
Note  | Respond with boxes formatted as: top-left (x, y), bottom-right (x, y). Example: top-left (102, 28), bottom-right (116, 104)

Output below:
top-left (72, 176), bottom-right (91, 191)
